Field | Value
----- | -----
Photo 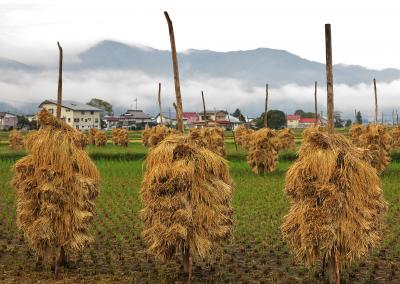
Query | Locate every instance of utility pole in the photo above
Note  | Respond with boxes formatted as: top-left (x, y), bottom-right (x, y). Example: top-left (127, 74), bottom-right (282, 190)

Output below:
top-left (56, 42), bottom-right (63, 119)
top-left (264, 83), bottom-right (269, 128)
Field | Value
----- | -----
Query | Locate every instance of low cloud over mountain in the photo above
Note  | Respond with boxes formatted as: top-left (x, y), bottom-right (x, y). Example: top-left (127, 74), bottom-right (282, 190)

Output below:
top-left (1, 40), bottom-right (399, 120)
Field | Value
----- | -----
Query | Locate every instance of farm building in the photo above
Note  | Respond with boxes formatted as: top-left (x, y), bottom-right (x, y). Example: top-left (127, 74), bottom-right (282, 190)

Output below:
top-left (195, 110), bottom-right (241, 129)
top-left (105, 109), bottom-right (153, 130)
top-left (39, 100), bottom-right (102, 130)
top-left (287, 114), bottom-right (323, 128)
top-left (155, 112), bottom-right (188, 127)
top-left (0, 112), bottom-right (18, 130)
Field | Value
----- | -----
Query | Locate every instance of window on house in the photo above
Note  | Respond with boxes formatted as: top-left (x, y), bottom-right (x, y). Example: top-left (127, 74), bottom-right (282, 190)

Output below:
top-left (66, 109), bottom-right (70, 112)
top-left (68, 118), bottom-right (71, 122)
top-left (85, 119), bottom-right (87, 122)
top-left (88, 118), bottom-right (91, 121)
top-left (48, 109), bottom-right (54, 114)
top-left (76, 125), bottom-right (79, 129)
top-left (81, 118), bottom-right (84, 121)
top-left (91, 111), bottom-right (94, 115)
top-left (74, 118), bottom-right (79, 123)
top-left (81, 111), bottom-right (85, 115)
top-left (95, 118), bottom-right (99, 123)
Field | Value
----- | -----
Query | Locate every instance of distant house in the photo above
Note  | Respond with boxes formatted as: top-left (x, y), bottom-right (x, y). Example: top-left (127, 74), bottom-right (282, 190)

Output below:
top-left (196, 110), bottom-right (241, 130)
top-left (183, 112), bottom-right (200, 128)
top-left (287, 114), bottom-right (322, 128)
top-left (39, 100), bottom-right (102, 130)
top-left (0, 112), bottom-right (18, 130)
top-left (104, 109), bottom-right (153, 130)
top-left (155, 112), bottom-right (188, 127)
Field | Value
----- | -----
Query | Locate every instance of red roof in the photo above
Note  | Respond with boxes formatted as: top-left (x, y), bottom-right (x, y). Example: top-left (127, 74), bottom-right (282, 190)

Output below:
top-left (287, 115), bottom-right (301, 120)
top-left (183, 112), bottom-right (199, 123)
top-left (299, 118), bottom-right (318, 124)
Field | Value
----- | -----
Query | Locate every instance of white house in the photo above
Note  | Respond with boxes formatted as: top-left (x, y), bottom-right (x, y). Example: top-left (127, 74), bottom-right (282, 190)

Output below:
top-left (0, 112), bottom-right (18, 130)
top-left (39, 100), bottom-right (102, 130)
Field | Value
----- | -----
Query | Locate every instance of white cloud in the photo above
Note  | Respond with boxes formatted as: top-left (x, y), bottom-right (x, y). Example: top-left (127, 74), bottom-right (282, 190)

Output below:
top-left (1, 69), bottom-right (399, 122)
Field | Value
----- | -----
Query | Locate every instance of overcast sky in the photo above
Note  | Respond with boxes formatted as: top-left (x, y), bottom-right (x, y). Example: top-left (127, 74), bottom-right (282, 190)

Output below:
top-left (1, 0), bottom-right (400, 69)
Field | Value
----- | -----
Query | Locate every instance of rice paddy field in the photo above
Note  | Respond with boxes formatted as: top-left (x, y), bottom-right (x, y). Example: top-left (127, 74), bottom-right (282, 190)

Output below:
top-left (0, 134), bottom-right (399, 283)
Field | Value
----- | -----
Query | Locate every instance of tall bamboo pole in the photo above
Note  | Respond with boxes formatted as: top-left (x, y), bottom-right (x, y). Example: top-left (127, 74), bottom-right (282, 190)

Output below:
top-left (164, 12), bottom-right (184, 133)
top-left (397, 110), bottom-right (399, 125)
top-left (201, 91), bottom-right (207, 126)
top-left (392, 110), bottom-right (395, 126)
top-left (373, 78), bottom-right (378, 124)
top-left (325, 23), bottom-right (339, 284)
top-left (354, 109), bottom-right (357, 124)
top-left (325, 24), bottom-right (334, 134)
top-left (158, 83), bottom-right (163, 126)
top-left (264, 84), bottom-right (269, 128)
top-left (381, 112), bottom-right (384, 125)
top-left (314, 81), bottom-right (318, 125)
top-left (56, 42), bottom-right (63, 119)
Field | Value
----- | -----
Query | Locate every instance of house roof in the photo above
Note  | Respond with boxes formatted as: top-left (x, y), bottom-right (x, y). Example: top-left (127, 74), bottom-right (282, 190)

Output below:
top-left (299, 118), bottom-right (318, 124)
top-left (123, 110), bottom-right (152, 119)
top-left (0, 112), bottom-right (17, 118)
top-left (183, 112), bottom-right (199, 119)
top-left (39, 99), bottom-right (102, 111)
top-left (287, 115), bottom-right (301, 120)
top-left (198, 110), bottom-right (228, 115)
top-left (156, 112), bottom-right (188, 120)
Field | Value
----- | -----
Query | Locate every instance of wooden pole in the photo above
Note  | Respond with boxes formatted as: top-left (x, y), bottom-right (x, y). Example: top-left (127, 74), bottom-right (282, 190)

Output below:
top-left (164, 12), bottom-right (184, 133)
top-left (264, 84), bottom-right (269, 128)
top-left (325, 23), bottom-right (339, 284)
top-left (373, 78), bottom-right (378, 124)
top-left (314, 81), bottom-right (318, 125)
top-left (158, 83), bottom-right (163, 126)
top-left (392, 109), bottom-right (395, 126)
top-left (354, 109), bottom-right (357, 124)
top-left (325, 24), bottom-right (334, 134)
top-left (381, 111), bottom-right (384, 125)
top-left (397, 110), bottom-right (399, 125)
top-left (201, 91), bottom-right (207, 127)
top-left (56, 42), bottom-right (63, 119)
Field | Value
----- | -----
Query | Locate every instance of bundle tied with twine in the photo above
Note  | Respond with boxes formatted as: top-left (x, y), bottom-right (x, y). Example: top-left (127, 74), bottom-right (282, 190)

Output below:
top-left (140, 134), bottom-right (234, 261)
top-left (112, 128), bottom-right (129, 147)
top-left (12, 108), bottom-right (100, 262)
top-left (349, 124), bottom-right (364, 147)
top-left (234, 125), bottom-right (254, 150)
top-left (142, 125), bottom-right (177, 148)
top-left (9, 129), bottom-right (24, 150)
top-left (281, 128), bottom-right (387, 266)
top-left (277, 128), bottom-right (296, 151)
top-left (247, 128), bottom-right (280, 174)
top-left (391, 126), bottom-right (400, 149)
top-left (189, 127), bottom-right (226, 157)
top-left (359, 125), bottom-right (392, 173)
top-left (94, 130), bottom-right (107, 147)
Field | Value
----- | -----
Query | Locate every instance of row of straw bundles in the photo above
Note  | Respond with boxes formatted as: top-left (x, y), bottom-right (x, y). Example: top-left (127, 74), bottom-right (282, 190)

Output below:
top-left (349, 124), bottom-right (364, 147)
top-left (247, 128), bottom-right (280, 174)
top-left (282, 127), bottom-right (387, 267)
top-left (234, 125), bottom-right (254, 150)
top-left (277, 128), bottom-right (295, 151)
top-left (188, 127), bottom-right (226, 157)
top-left (359, 125), bottom-right (392, 173)
top-left (9, 129), bottom-right (24, 150)
top-left (391, 126), bottom-right (400, 149)
top-left (112, 128), bottom-right (129, 147)
top-left (142, 125), bottom-right (177, 148)
top-left (140, 133), bottom-right (234, 262)
top-left (12, 108), bottom-right (100, 265)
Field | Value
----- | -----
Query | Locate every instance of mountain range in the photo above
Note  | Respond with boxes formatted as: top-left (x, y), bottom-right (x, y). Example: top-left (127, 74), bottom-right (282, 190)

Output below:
top-left (1, 40), bottom-right (399, 88)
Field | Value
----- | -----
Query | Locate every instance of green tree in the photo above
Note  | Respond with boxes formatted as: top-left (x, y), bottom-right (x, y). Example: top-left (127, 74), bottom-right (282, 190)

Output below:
top-left (87, 98), bottom-right (113, 116)
top-left (232, 108), bottom-right (246, 122)
top-left (256, 110), bottom-right (286, 129)
top-left (294, 109), bottom-right (315, 118)
top-left (345, 119), bottom-right (352, 127)
top-left (356, 111), bottom-right (363, 124)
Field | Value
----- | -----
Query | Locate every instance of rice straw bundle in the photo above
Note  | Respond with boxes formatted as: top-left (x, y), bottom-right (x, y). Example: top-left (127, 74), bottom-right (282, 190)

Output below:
top-left (73, 130), bottom-right (87, 148)
top-left (88, 128), bottom-right (98, 145)
top-left (277, 128), bottom-right (295, 151)
top-left (247, 128), bottom-right (279, 174)
top-left (282, 128), bottom-right (387, 270)
top-left (234, 125), bottom-right (254, 150)
top-left (12, 108), bottom-right (100, 274)
top-left (142, 125), bottom-right (177, 148)
top-left (9, 129), bottom-right (24, 150)
top-left (94, 130), bottom-right (107, 146)
top-left (359, 125), bottom-right (391, 173)
top-left (112, 128), bottom-right (129, 147)
top-left (140, 133), bottom-right (234, 265)
top-left (189, 127), bottom-right (226, 157)
top-left (349, 124), bottom-right (364, 147)
top-left (391, 126), bottom-right (400, 149)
